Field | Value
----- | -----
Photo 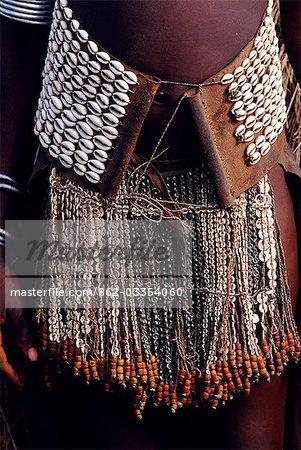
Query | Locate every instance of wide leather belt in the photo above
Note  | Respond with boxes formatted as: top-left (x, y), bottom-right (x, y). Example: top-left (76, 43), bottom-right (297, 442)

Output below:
top-left (34, 0), bottom-right (301, 208)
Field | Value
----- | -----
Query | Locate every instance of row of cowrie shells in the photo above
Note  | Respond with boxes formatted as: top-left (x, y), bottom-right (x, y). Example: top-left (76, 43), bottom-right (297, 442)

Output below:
top-left (34, 0), bottom-right (139, 185)
top-left (220, 1), bottom-right (287, 166)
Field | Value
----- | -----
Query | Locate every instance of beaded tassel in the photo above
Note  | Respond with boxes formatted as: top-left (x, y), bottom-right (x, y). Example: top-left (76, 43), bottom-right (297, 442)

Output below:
top-left (36, 166), bottom-right (300, 417)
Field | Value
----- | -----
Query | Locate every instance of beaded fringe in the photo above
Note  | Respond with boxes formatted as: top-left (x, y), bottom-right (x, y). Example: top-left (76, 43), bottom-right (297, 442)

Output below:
top-left (36, 166), bottom-right (300, 418)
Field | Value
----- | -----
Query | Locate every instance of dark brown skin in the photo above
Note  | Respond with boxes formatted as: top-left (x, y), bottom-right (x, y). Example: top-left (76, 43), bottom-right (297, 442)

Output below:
top-left (1, 0), bottom-right (301, 448)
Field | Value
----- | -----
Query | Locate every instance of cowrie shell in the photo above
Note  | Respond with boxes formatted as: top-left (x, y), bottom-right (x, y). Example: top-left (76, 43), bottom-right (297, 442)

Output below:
top-left (96, 52), bottom-right (111, 64)
top-left (88, 41), bottom-right (98, 54)
top-left (94, 135), bottom-right (112, 150)
top-left (59, 153), bottom-right (73, 168)
top-left (94, 149), bottom-right (108, 161)
top-left (102, 126), bottom-right (118, 140)
top-left (221, 73), bottom-right (234, 85)
top-left (85, 171), bottom-right (100, 183)
top-left (249, 151), bottom-right (261, 165)
top-left (74, 150), bottom-right (89, 164)
top-left (122, 71), bottom-right (138, 85)
top-left (109, 60), bottom-right (125, 75)
top-left (87, 159), bottom-right (105, 174)
top-left (74, 163), bottom-right (87, 176)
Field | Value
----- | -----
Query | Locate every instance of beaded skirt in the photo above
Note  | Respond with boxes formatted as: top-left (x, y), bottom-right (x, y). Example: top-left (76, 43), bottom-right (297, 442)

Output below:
top-left (35, 161), bottom-right (301, 417)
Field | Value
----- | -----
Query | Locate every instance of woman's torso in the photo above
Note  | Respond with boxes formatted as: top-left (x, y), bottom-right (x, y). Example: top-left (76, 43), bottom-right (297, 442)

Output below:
top-left (69, 0), bottom-right (267, 159)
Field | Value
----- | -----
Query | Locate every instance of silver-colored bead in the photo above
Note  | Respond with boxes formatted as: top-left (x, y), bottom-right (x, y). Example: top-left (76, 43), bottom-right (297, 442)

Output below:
top-left (70, 19), bottom-right (80, 32)
top-left (71, 74), bottom-right (84, 89)
top-left (71, 40), bottom-right (81, 52)
top-left (77, 65), bottom-right (89, 78)
top-left (54, 118), bottom-right (65, 133)
top-left (73, 90), bottom-right (88, 104)
top-left (66, 53), bottom-right (77, 68)
top-left (45, 121), bottom-right (54, 134)
top-left (64, 29), bottom-right (73, 42)
top-left (62, 64), bottom-right (73, 79)
top-left (50, 96), bottom-right (63, 114)
top-left (61, 110), bottom-right (76, 127)
top-left (53, 132), bottom-right (63, 146)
